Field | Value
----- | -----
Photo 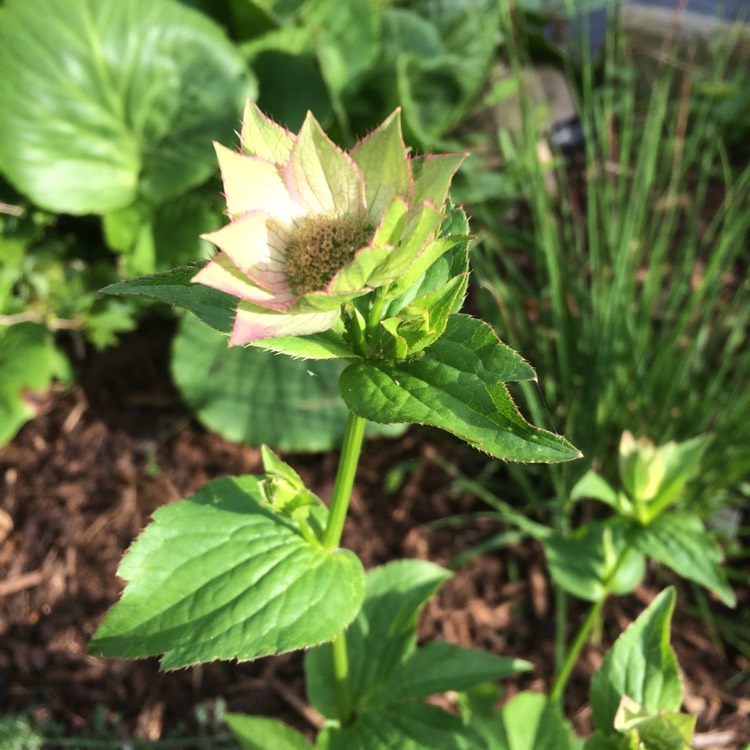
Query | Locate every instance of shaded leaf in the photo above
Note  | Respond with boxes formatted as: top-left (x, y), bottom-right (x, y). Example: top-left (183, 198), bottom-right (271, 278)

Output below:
top-left (544, 520), bottom-right (645, 601)
top-left (171, 314), bottom-right (400, 452)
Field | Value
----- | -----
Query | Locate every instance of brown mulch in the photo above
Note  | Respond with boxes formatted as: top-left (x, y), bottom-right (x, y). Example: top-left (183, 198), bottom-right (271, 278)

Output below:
top-left (0, 321), bottom-right (748, 748)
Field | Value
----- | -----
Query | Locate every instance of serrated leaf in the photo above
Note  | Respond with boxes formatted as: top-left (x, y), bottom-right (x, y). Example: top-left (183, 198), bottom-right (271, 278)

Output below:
top-left (89, 475), bottom-right (365, 668)
top-left (631, 511), bottom-right (735, 607)
top-left (225, 714), bottom-right (314, 750)
top-left (171, 314), bottom-right (401, 452)
top-left (385, 235), bottom-right (469, 317)
top-left (102, 264), bottom-right (236, 333)
top-left (340, 314), bottom-right (580, 462)
top-left (0, 0), bottom-right (254, 215)
top-left (590, 589), bottom-right (681, 735)
top-left (317, 703), bottom-right (485, 750)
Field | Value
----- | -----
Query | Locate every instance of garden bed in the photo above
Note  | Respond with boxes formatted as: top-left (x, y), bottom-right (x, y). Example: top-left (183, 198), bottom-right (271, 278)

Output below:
top-left (1, 320), bottom-right (747, 748)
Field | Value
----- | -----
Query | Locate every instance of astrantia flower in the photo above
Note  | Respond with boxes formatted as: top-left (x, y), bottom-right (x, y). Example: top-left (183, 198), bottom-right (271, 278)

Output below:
top-left (193, 100), bottom-right (465, 346)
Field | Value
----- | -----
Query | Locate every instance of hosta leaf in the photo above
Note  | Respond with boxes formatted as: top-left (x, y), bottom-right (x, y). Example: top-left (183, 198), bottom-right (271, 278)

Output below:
top-left (340, 314), bottom-right (580, 462)
top-left (89, 475), bottom-right (365, 668)
top-left (171, 314), bottom-right (400, 452)
top-left (0, 0), bottom-right (253, 214)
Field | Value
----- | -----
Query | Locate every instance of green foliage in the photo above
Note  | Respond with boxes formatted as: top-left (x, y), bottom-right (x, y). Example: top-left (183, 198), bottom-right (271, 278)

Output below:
top-left (341, 314), bottom-right (579, 463)
top-left (570, 434), bottom-right (735, 606)
top-left (171, 314), bottom-right (403, 452)
top-left (0, 0), bottom-right (254, 215)
top-left (0, 199), bottom-right (138, 445)
top-left (240, 0), bottom-right (502, 144)
top-left (459, 589), bottom-right (692, 750)
top-left (461, 688), bottom-right (575, 750)
top-left (0, 323), bottom-right (70, 444)
top-left (0, 714), bottom-right (44, 750)
top-left (306, 561), bottom-right (530, 716)
top-left (472, 12), bottom-right (750, 503)
top-left (305, 560), bottom-right (529, 749)
top-left (225, 714), bottom-right (314, 750)
top-left (586, 588), bottom-right (695, 750)
top-left (382, 0), bottom-right (502, 145)
top-left (544, 521), bottom-right (646, 602)
top-left (103, 263), bottom-right (236, 334)
top-left (317, 705), bottom-right (485, 750)
top-left (90, 474), bottom-right (365, 668)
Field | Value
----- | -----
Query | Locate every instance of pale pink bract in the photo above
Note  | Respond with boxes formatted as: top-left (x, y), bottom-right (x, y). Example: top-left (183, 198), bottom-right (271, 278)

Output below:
top-left (193, 100), bottom-right (464, 346)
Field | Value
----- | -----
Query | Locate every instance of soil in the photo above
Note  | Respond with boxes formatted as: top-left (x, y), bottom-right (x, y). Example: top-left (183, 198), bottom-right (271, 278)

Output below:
top-left (0, 319), bottom-right (748, 749)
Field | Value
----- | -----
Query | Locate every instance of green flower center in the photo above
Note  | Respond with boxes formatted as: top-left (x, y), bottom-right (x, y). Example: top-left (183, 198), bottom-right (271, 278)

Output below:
top-left (285, 214), bottom-right (375, 296)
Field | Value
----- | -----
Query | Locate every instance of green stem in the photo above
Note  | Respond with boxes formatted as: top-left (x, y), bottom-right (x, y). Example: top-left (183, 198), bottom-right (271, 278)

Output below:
top-left (322, 410), bottom-right (367, 726)
top-left (323, 411), bottom-right (367, 550)
top-left (550, 596), bottom-right (605, 705)
top-left (366, 288), bottom-right (388, 336)
top-left (331, 631), bottom-right (352, 725)
top-left (550, 541), bottom-right (633, 705)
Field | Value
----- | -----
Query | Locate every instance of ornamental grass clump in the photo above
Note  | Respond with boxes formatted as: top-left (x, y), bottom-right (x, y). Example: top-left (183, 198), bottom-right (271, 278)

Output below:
top-left (194, 101), bottom-right (465, 345)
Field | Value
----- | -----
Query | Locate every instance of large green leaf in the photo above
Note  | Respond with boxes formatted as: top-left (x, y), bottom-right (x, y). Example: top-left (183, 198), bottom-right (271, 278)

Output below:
top-left (340, 314), bottom-right (580, 462)
top-left (225, 714), bottom-right (314, 750)
top-left (317, 704), bottom-right (486, 750)
top-left (302, 0), bottom-right (381, 126)
top-left (383, 0), bottom-right (500, 144)
top-left (0, 0), bottom-right (254, 215)
top-left (171, 314), bottom-right (401, 451)
top-left (589, 589), bottom-right (681, 735)
top-left (89, 475), bottom-right (365, 668)
top-left (631, 512), bottom-right (735, 607)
